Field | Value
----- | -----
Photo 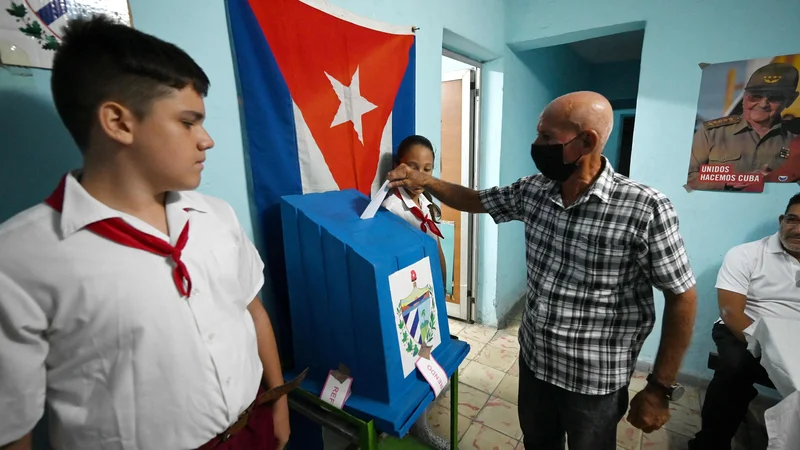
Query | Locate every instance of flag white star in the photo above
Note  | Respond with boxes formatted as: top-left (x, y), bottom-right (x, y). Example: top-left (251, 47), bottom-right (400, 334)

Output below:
top-left (325, 66), bottom-right (377, 144)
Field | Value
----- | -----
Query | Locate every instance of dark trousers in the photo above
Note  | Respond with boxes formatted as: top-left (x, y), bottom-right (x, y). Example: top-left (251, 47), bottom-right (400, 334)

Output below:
top-left (689, 322), bottom-right (770, 450)
top-left (518, 357), bottom-right (628, 450)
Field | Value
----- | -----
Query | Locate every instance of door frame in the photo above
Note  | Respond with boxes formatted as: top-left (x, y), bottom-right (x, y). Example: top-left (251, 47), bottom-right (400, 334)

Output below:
top-left (441, 49), bottom-right (482, 322)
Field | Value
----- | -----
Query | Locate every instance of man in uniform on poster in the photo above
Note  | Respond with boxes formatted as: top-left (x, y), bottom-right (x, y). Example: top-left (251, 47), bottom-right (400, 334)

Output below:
top-left (687, 62), bottom-right (800, 191)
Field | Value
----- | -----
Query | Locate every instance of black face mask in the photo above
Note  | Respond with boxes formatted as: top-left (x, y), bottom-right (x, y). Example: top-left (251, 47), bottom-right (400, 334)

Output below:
top-left (530, 135), bottom-right (583, 182)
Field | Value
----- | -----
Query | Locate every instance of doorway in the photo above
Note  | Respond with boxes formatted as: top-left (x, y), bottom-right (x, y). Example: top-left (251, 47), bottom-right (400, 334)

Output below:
top-left (440, 50), bottom-right (480, 322)
top-left (617, 114), bottom-right (635, 177)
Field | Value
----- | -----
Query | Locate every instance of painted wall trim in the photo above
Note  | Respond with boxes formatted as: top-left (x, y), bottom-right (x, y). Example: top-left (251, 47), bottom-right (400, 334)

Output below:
top-left (508, 21), bottom-right (646, 52)
top-left (443, 28), bottom-right (500, 62)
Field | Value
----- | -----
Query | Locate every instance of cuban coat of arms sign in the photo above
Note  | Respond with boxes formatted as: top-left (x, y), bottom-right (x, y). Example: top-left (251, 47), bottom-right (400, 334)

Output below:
top-left (388, 257), bottom-right (442, 377)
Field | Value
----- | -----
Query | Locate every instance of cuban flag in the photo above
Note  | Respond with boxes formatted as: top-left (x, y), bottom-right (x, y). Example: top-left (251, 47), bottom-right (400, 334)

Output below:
top-left (227, 0), bottom-right (415, 349)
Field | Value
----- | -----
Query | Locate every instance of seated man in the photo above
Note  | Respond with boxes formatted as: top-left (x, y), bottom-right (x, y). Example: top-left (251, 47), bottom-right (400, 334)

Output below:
top-left (689, 193), bottom-right (800, 450)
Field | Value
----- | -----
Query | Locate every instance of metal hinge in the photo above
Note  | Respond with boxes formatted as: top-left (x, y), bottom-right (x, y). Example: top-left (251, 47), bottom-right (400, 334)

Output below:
top-left (470, 82), bottom-right (479, 97)
top-left (467, 290), bottom-right (477, 323)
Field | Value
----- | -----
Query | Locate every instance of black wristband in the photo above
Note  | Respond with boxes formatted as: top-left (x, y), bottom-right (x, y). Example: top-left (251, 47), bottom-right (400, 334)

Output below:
top-left (646, 374), bottom-right (673, 397)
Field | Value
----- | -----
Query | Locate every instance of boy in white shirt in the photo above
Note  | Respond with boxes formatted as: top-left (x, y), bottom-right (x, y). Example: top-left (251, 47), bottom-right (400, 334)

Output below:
top-left (0, 15), bottom-right (293, 450)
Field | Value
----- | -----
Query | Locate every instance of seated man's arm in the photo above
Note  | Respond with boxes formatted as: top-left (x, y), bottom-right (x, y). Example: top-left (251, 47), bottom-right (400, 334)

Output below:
top-left (717, 289), bottom-right (751, 342)
top-left (0, 273), bottom-right (48, 450)
top-left (715, 245), bottom-right (755, 342)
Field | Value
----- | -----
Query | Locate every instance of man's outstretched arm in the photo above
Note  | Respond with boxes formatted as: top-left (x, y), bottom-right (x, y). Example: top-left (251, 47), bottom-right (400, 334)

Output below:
top-left (387, 164), bottom-right (485, 213)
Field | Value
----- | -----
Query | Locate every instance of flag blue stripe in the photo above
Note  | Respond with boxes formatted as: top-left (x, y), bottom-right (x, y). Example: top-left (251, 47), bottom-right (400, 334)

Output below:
top-left (227, 0), bottom-right (301, 357)
top-left (36, 1), bottom-right (67, 26)
top-left (391, 41), bottom-right (416, 154)
top-left (228, 0), bottom-right (302, 216)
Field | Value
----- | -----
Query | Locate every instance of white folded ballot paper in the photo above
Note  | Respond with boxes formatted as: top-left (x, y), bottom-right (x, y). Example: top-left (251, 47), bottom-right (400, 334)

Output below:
top-left (360, 180), bottom-right (391, 220)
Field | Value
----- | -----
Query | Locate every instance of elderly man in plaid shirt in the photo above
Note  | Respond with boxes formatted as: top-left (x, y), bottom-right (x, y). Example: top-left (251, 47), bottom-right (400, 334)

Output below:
top-left (387, 91), bottom-right (698, 450)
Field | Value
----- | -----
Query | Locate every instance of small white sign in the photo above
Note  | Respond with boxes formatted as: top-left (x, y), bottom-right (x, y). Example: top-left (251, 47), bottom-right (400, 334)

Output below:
top-left (416, 354), bottom-right (447, 397)
top-left (320, 371), bottom-right (353, 409)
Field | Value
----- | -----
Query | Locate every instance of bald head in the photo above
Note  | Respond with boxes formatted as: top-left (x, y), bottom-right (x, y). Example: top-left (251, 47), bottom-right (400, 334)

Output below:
top-left (541, 91), bottom-right (614, 150)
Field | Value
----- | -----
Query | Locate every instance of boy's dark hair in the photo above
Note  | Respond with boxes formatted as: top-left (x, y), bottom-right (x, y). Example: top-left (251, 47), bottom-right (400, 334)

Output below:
top-left (786, 193), bottom-right (800, 214)
top-left (395, 134), bottom-right (442, 223)
top-left (51, 15), bottom-right (210, 152)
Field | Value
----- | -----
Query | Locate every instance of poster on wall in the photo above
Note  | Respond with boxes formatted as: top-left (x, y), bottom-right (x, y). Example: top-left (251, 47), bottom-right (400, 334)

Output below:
top-left (0, 0), bottom-right (132, 69)
top-left (686, 54), bottom-right (800, 193)
top-left (388, 257), bottom-right (442, 377)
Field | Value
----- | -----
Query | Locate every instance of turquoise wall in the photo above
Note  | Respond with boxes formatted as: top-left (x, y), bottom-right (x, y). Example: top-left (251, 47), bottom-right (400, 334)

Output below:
top-left (590, 60), bottom-right (640, 102)
top-left (0, 67), bottom-right (80, 222)
top-left (504, 0), bottom-right (800, 378)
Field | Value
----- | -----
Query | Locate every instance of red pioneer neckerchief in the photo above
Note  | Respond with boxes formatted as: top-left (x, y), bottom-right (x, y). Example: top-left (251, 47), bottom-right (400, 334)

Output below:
top-left (45, 175), bottom-right (193, 297)
top-left (394, 190), bottom-right (443, 239)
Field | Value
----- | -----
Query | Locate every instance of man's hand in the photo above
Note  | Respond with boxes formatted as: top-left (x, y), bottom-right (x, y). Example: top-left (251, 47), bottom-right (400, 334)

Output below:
top-left (272, 396), bottom-right (290, 450)
top-left (627, 386), bottom-right (670, 433)
top-left (387, 164), bottom-right (486, 213)
top-left (386, 164), bottom-right (430, 191)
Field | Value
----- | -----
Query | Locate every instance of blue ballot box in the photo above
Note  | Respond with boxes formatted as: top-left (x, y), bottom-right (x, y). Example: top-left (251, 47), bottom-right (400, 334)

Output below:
top-left (280, 189), bottom-right (469, 437)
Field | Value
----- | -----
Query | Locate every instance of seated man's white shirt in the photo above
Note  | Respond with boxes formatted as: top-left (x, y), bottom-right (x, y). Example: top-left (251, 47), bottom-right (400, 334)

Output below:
top-left (0, 173), bottom-right (265, 450)
top-left (382, 188), bottom-right (440, 240)
top-left (716, 233), bottom-right (800, 322)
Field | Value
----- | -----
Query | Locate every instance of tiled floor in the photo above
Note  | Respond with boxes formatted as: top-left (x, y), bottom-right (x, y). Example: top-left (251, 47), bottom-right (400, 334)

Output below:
top-left (428, 312), bottom-right (701, 450)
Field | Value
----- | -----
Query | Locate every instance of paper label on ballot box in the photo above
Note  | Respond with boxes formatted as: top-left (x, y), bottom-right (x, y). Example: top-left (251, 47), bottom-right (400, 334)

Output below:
top-left (416, 355), bottom-right (447, 397)
top-left (320, 371), bottom-right (353, 409)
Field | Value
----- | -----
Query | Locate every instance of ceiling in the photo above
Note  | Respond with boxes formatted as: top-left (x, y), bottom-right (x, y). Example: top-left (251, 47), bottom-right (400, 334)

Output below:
top-left (568, 29), bottom-right (644, 64)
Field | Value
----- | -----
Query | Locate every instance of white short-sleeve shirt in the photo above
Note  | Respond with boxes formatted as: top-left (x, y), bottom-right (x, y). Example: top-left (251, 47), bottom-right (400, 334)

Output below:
top-left (716, 233), bottom-right (800, 322)
top-left (381, 188), bottom-right (440, 241)
top-left (0, 173), bottom-right (265, 449)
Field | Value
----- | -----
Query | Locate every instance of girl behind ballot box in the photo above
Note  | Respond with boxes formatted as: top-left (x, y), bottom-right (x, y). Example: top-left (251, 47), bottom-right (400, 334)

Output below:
top-left (382, 135), bottom-right (448, 285)
top-left (381, 135), bottom-right (449, 450)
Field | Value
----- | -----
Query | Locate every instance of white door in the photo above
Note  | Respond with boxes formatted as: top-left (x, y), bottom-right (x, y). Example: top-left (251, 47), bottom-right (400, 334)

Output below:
top-left (440, 66), bottom-right (479, 321)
